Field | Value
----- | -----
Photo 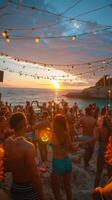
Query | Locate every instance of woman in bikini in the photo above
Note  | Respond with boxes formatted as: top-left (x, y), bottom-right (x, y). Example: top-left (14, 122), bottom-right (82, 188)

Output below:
top-left (50, 114), bottom-right (77, 200)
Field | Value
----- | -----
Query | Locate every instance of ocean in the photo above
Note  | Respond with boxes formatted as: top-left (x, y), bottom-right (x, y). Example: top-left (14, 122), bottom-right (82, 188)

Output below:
top-left (0, 87), bottom-right (111, 110)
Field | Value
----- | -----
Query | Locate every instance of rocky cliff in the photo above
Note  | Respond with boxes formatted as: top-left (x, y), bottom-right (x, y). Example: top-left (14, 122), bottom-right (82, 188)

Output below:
top-left (65, 75), bottom-right (112, 99)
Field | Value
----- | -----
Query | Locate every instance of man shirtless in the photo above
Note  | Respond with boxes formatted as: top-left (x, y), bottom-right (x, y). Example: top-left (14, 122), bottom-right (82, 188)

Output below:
top-left (4, 112), bottom-right (46, 200)
top-left (76, 107), bottom-right (96, 169)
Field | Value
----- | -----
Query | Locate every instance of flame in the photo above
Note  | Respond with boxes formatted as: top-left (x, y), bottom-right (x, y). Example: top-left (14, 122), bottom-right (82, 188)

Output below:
top-left (39, 129), bottom-right (52, 143)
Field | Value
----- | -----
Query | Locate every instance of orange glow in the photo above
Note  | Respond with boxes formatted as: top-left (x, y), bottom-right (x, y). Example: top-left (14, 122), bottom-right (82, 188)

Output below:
top-left (39, 128), bottom-right (52, 143)
top-left (0, 146), bottom-right (4, 157)
top-left (6, 37), bottom-right (10, 43)
top-left (2, 31), bottom-right (7, 38)
top-left (0, 145), bottom-right (5, 181)
top-left (3, 71), bottom-right (90, 90)
top-left (35, 37), bottom-right (40, 43)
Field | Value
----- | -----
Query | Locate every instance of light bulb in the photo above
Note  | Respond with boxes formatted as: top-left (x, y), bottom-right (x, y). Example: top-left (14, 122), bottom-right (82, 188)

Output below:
top-left (35, 37), bottom-right (40, 43)
top-left (102, 60), bottom-right (106, 64)
top-left (2, 31), bottom-right (7, 38)
top-left (72, 35), bottom-right (77, 41)
top-left (6, 36), bottom-right (10, 43)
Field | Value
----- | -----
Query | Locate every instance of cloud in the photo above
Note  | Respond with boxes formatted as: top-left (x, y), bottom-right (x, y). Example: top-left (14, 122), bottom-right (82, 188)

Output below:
top-left (0, 0), bottom-right (112, 88)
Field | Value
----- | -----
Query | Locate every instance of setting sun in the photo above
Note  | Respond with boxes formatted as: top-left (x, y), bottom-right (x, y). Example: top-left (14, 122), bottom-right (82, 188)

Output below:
top-left (52, 80), bottom-right (60, 90)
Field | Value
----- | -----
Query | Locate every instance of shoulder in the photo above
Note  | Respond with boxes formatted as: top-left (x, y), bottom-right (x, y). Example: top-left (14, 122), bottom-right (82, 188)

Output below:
top-left (4, 135), bottom-right (14, 146)
top-left (22, 140), bottom-right (36, 159)
top-left (23, 139), bottom-right (35, 152)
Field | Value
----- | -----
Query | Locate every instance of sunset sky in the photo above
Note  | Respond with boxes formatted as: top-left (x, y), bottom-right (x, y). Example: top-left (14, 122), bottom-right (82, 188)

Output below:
top-left (0, 0), bottom-right (112, 90)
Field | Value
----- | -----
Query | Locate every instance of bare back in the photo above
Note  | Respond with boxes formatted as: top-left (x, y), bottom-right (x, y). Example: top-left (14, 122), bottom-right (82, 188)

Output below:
top-left (81, 115), bottom-right (96, 136)
top-left (4, 136), bottom-right (35, 183)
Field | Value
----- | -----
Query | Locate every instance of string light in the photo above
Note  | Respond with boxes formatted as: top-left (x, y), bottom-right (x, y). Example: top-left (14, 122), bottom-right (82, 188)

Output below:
top-left (0, 52), bottom-right (112, 80)
top-left (1, 31), bottom-right (7, 38)
top-left (6, 36), bottom-right (10, 43)
top-left (102, 60), bottom-right (106, 64)
top-left (0, 27), bottom-right (111, 43)
top-left (72, 35), bottom-right (77, 41)
top-left (35, 37), bottom-right (40, 43)
top-left (8, 0), bottom-right (112, 30)
top-left (1, 31), bottom-right (11, 43)
top-left (106, 75), bottom-right (110, 80)
top-left (0, 51), bottom-right (111, 67)
top-left (88, 63), bottom-right (92, 67)
top-left (108, 89), bottom-right (111, 94)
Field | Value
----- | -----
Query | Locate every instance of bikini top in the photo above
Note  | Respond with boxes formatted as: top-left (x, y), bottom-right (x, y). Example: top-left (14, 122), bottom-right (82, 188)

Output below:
top-left (49, 143), bottom-right (66, 152)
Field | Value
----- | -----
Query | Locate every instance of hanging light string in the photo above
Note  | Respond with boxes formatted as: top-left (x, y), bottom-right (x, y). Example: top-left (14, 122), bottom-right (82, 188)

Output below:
top-left (0, 67), bottom-right (76, 81)
top-left (0, 59), bottom-right (111, 81)
top-left (62, 0), bottom-right (84, 15)
top-left (0, 20), bottom-right (61, 32)
top-left (0, 0), bottom-right (111, 37)
top-left (74, 3), bottom-right (112, 18)
top-left (3, 27), bottom-right (112, 38)
top-left (1, 0), bottom-right (70, 32)
top-left (1, 31), bottom-right (10, 43)
top-left (8, 0), bottom-right (112, 24)
top-left (1, 26), bottom-right (112, 43)
top-left (0, 53), bottom-right (112, 81)
top-left (0, 19), bottom-right (111, 32)
top-left (8, 0), bottom-right (63, 17)
top-left (0, 52), bottom-right (112, 68)
top-left (5, 0), bottom-right (64, 33)
top-left (0, 56), bottom-right (69, 78)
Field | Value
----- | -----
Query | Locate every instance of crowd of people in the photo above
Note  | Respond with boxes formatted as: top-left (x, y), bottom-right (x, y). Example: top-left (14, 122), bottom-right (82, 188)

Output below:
top-left (0, 99), bottom-right (112, 200)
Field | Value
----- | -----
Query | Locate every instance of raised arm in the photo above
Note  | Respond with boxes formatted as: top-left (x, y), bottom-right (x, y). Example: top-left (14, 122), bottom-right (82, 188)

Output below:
top-left (26, 120), bottom-right (50, 132)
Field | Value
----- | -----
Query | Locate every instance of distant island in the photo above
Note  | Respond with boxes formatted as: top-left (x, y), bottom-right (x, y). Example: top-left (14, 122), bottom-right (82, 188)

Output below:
top-left (65, 75), bottom-right (112, 99)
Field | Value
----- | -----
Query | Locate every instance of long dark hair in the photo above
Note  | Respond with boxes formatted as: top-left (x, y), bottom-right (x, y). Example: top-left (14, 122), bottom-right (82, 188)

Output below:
top-left (53, 114), bottom-right (67, 146)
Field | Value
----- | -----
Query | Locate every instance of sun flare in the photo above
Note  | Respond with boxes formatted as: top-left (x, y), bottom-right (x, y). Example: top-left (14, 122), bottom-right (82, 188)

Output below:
top-left (52, 80), bottom-right (60, 90)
